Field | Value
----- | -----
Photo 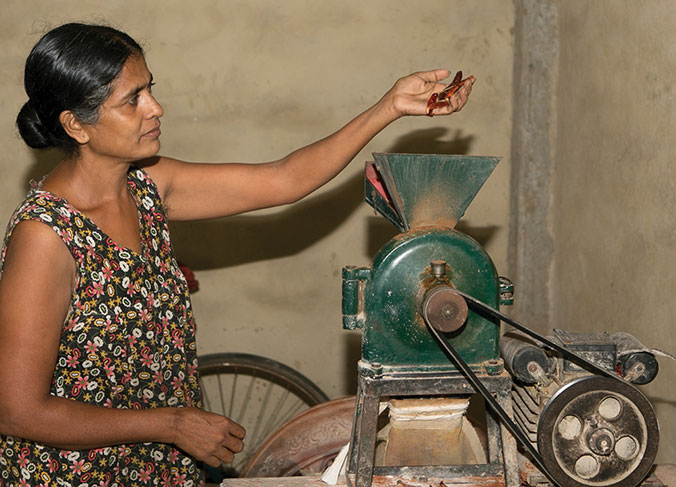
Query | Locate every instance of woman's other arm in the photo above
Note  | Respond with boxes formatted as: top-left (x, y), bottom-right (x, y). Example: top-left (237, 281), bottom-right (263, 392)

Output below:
top-left (0, 221), bottom-right (244, 467)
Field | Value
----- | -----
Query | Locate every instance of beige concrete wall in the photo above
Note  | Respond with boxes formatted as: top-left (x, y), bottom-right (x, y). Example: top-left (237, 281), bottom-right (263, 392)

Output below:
top-left (4, 0), bottom-right (671, 472)
top-left (554, 1), bottom-right (676, 464)
top-left (0, 1), bottom-right (514, 399)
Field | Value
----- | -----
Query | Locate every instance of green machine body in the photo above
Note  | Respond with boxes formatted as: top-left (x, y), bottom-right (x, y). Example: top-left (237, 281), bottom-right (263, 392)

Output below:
top-left (342, 153), bottom-right (510, 373)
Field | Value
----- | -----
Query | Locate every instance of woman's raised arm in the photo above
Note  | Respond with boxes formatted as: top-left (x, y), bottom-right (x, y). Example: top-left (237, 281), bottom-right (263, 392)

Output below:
top-left (145, 69), bottom-right (475, 221)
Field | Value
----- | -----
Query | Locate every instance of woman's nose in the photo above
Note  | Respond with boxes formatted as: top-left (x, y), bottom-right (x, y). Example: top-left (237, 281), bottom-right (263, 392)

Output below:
top-left (147, 94), bottom-right (164, 119)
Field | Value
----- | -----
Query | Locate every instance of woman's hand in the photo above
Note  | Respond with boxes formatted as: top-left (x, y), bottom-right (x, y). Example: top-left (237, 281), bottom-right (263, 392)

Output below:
top-left (171, 407), bottom-right (246, 467)
top-left (386, 69), bottom-right (475, 117)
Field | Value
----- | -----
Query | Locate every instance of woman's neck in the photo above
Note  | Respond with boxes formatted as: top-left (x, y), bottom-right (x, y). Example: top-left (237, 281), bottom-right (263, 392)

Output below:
top-left (41, 156), bottom-right (132, 212)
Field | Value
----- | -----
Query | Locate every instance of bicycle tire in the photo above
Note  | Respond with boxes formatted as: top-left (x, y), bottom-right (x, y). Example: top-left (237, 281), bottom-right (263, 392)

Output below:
top-left (197, 352), bottom-right (330, 478)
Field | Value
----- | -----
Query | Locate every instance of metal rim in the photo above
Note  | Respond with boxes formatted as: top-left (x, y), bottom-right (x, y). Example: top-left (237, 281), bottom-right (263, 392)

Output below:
top-left (537, 376), bottom-right (659, 487)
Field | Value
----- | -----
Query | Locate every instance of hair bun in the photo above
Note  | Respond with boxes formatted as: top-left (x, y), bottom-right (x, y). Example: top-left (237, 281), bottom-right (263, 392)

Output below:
top-left (16, 100), bottom-right (53, 149)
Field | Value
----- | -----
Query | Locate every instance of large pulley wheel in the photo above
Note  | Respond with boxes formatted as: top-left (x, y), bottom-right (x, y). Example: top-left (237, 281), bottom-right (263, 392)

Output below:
top-left (537, 376), bottom-right (659, 487)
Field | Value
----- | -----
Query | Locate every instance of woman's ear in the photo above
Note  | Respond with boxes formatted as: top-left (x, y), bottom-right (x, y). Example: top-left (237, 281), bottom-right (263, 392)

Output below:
top-left (59, 110), bottom-right (90, 145)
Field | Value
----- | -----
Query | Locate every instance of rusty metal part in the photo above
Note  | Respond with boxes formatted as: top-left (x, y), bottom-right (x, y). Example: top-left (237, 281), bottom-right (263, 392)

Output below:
top-left (537, 376), bottom-right (659, 487)
top-left (429, 260), bottom-right (447, 279)
top-left (500, 332), bottom-right (549, 385)
top-left (422, 286), bottom-right (468, 333)
top-left (611, 332), bottom-right (659, 385)
top-left (243, 396), bottom-right (355, 477)
top-left (498, 276), bottom-right (514, 305)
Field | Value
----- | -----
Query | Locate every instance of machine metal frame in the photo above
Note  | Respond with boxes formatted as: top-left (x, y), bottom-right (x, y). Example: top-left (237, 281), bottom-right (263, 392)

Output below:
top-left (347, 361), bottom-right (519, 487)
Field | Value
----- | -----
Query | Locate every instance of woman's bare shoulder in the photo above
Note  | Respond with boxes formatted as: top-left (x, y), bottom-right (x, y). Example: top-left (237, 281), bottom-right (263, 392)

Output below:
top-left (135, 155), bottom-right (188, 199)
top-left (2, 219), bottom-right (74, 283)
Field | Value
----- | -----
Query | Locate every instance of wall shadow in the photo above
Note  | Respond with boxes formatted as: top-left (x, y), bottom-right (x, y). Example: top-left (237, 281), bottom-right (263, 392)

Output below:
top-left (341, 333), bottom-right (362, 396)
top-left (169, 170), bottom-right (364, 270)
top-left (171, 128), bottom-right (482, 270)
top-left (386, 127), bottom-right (474, 155)
top-left (20, 127), bottom-right (483, 274)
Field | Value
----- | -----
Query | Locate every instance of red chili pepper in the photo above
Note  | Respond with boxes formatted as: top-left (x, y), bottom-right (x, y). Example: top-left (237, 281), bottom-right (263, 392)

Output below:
top-left (426, 70), bottom-right (473, 117)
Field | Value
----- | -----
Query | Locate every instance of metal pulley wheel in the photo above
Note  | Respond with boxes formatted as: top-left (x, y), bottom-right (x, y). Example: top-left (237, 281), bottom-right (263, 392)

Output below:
top-left (422, 286), bottom-right (468, 333)
top-left (537, 376), bottom-right (659, 487)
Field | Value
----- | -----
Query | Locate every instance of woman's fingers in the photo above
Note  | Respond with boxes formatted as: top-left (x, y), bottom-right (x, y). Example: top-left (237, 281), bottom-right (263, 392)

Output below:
top-left (222, 428), bottom-right (245, 454)
top-left (227, 419), bottom-right (246, 439)
top-left (433, 77), bottom-right (474, 115)
top-left (172, 407), bottom-right (246, 464)
top-left (416, 68), bottom-right (452, 84)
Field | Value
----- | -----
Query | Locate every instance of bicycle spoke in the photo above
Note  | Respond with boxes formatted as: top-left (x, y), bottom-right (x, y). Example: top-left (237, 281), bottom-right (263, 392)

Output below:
top-left (248, 379), bottom-right (274, 451)
top-left (231, 451), bottom-right (249, 473)
top-left (273, 399), bottom-right (306, 435)
top-left (259, 388), bottom-right (291, 442)
top-left (236, 370), bottom-right (257, 425)
top-left (227, 368), bottom-right (238, 418)
top-left (214, 370), bottom-right (226, 417)
top-left (276, 395), bottom-right (307, 429)
top-left (199, 377), bottom-right (212, 411)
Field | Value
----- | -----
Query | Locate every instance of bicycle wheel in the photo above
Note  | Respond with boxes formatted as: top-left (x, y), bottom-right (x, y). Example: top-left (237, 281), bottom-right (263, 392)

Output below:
top-left (197, 352), bottom-right (330, 478)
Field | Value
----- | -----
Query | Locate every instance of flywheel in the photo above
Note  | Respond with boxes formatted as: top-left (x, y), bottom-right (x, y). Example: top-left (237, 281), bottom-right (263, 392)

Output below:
top-left (537, 376), bottom-right (659, 487)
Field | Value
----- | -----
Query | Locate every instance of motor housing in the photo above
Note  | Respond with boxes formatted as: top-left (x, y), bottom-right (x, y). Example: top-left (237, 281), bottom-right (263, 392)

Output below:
top-left (505, 331), bottom-right (660, 487)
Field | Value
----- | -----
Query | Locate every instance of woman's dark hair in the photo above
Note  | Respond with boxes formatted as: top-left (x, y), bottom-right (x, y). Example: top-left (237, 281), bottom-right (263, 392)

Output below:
top-left (16, 23), bottom-right (144, 154)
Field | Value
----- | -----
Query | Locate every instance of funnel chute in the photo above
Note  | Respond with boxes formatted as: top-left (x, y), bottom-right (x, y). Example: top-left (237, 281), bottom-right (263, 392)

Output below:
top-left (365, 153), bottom-right (500, 232)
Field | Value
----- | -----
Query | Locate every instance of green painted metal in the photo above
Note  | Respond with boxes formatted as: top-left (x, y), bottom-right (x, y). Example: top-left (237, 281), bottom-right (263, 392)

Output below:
top-left (371, 153), bottom-right (499, 230)
top-left (342, 266), bottom-right (370, 330)
top-left (343, 153), bottom-right (504, 372)
top-left (499, 278), bottom-right (515, 306)
top-left (359, 228), bottom-right (500, 369)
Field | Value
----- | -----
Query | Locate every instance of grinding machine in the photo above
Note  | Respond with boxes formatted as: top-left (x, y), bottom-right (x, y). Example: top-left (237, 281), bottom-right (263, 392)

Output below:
top-left (341, 153), bottom-right (662, 487)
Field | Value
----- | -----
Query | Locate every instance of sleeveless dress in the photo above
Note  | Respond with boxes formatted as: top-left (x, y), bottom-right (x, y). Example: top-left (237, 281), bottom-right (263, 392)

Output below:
top-left (0, 168), bottom-right (203, 487)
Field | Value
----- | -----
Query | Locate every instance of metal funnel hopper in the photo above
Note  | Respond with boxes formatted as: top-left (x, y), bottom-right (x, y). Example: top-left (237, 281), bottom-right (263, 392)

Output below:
top-left (365, 153), bottom-right (500, 232)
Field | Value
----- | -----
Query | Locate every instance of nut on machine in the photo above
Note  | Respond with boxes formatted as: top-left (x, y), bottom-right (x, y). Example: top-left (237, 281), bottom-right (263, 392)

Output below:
top-left (341, 153), bottom-right (662, 487)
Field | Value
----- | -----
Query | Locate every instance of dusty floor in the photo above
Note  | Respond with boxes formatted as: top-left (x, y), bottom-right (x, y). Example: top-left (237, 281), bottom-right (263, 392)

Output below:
top-left (217, 464), bottom-right (676, 487)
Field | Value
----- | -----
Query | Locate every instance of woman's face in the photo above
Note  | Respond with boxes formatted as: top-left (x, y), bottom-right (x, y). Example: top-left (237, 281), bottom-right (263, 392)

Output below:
top-left (80, 55), bottom-right (164, 163)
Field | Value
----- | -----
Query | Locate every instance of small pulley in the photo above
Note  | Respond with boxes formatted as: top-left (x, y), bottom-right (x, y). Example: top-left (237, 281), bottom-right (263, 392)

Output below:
top-left (422, 287), bottom-right (468, 333)
top-left (421, 260), bottom-right (468, 334)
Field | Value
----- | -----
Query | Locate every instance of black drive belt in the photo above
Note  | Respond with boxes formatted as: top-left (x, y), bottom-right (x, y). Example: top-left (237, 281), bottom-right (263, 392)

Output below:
top-left (423, 290), bottom-right (630, 487)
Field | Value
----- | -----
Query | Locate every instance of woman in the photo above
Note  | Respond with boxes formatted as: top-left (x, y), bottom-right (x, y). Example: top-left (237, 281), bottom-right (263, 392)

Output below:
top-left (0, 23), bottom-right (473, 486)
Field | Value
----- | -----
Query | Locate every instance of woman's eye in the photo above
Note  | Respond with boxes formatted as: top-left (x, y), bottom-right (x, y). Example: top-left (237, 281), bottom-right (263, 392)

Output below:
top-left (148, 82), bottom-right (156, 93)
top-left (129, 95), bottom-right (139, 105)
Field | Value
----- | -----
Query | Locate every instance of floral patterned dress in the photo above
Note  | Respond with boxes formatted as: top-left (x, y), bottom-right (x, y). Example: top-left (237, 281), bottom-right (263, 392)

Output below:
top-left (0, 168), bottom-right (203, 487)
